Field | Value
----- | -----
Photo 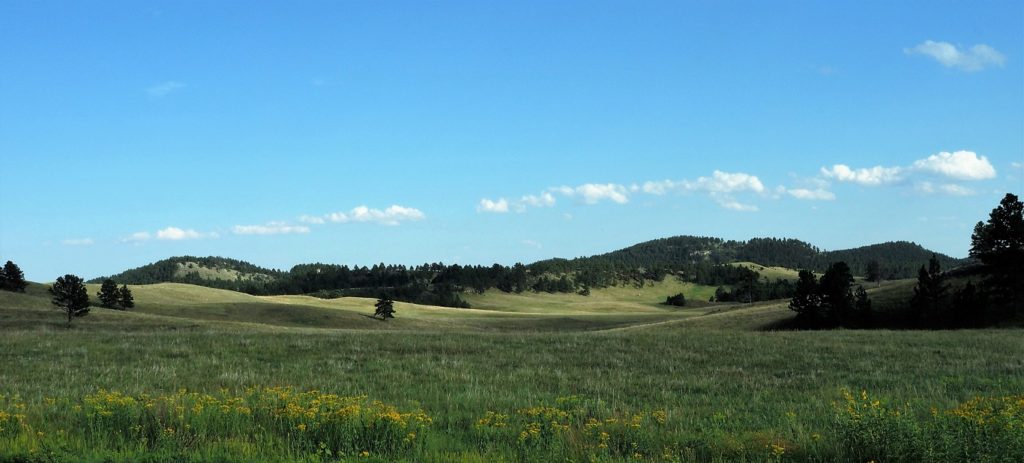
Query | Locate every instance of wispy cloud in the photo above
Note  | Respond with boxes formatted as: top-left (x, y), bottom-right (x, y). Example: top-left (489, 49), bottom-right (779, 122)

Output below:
top-left (61, 238), bottom-right (94, 246)
top-left (915, 182), bottom-right (976, 196)
top-left (303, 205), bottom-right (426, 226)
top-left (120, 227), bottom-right (216, 243)
top-left (156, 226), bottom-right (217, 240)
top-left (146, 81), bottom-right (186, 97)
top-left (521, 239), bottom-right (543, 249)
top-left (822, 150), bottom-right (996, 190)
top-left (786, 188), bottom-right (836, 201)
top-left (121, 231), bottom-right (152, 243)
top-left (821, 164), bottom-right (904, 186)
top-left (477, 198), bottom-right (510, 213)
top-left (478, 191), bottom-right (558, 214)
top-left (554, 183), bottom-right (631, 204)
top-left (232, 222), bottom-right (310, 235)
top-left (483, 171), bottom-right (770, 214)
top-left (904, 40), bottom-right (1006, 72)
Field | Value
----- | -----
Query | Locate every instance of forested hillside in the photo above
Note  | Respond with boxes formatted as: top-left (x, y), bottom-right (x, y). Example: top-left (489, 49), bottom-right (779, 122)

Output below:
top-left (91, 236), bottom-right (963, 309)
top-left (539, 236), bottom-right (963, 280)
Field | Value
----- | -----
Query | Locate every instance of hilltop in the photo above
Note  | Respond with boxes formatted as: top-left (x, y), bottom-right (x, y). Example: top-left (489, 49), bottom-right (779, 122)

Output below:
top-left (84, 236), bottom-right (964, 310)
top-left (88, 256), bottom-right (283, 287)
top-left (532, 236), bottom-right (963, 279)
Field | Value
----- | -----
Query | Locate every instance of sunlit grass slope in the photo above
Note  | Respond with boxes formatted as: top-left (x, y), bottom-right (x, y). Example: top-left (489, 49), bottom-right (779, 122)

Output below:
top-left (462, 277), bottom-right (718, 314)
top-left (2, 282), bottom-right (706, 333)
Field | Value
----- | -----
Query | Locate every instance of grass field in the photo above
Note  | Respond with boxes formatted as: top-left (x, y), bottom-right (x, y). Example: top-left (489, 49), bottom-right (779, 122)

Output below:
top-left (1, 280), bottom-right (1021, 462)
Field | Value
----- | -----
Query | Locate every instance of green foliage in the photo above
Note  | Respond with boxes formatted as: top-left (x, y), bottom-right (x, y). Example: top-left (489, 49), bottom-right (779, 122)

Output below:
top-left (835, 389), bottom-right (1024, 463)
top-left (49, 274), bottom-right (90, 324)
top-left (0, 260), bottom-right (27, 292)
top-left (911, 255), bottom-right (949, 327)
top-left (970, 192), bottom-right (1024, 307)
top-left (664, 293), bottom-right (686, 307)
top-left (865, 260), bottom-right (881, 284)
top-left (971, 193), bottom-right (1024, 269)
top-left (97, 279), bottom-right (120, 309)
top-left (374, 297), bottom-right (395, 320)
top-left (788, 263), bottom-right (871, 328)
top-left (788, 270), bottom-right (821, 325)
top-left (118, 284), bottom-right (134, 309)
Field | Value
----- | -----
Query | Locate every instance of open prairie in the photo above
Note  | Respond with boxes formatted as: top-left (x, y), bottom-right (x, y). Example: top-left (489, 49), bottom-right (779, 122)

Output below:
top-left (1, 281), bottom-right (1021, 462)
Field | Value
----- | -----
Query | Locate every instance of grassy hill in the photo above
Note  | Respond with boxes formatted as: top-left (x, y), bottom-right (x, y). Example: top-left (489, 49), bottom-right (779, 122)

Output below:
top-left (538, 235), bottom-right (965, 279)
top-left (1, 277), bottom-right (1021, 462)
top-left (88, 256), bottom-right (282, 285)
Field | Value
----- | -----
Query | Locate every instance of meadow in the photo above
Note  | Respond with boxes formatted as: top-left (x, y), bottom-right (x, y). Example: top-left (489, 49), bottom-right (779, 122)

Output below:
top-left (0, 281), bottom-right (1021, 462)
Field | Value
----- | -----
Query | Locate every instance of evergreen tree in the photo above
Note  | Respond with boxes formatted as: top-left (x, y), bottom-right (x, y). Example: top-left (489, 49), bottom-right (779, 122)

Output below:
top-left (970, 193), bottom-right (1024, 268)
top-left (118, 284), bottom-right (135, 309)
top-left (789, 270), bottom-right (821, 326)
top-left (910, 254), bottom-right (948, 328)
top-left (865, 260), bottom-right (881, 287)
top-left (97, 279), bottom-right (120, 308)
top-left (374, 296), bottom-right (395, 320)
top-left (1, 260), bottom-right (27, 292)
top-left (970, 193), bottom-right (1024, 305)
top-left (818, 262), bottom-right (856, 327)
top-left (50, 274), bottom-right (90, 325)
top-left (951, 281), bottom-right (987, 328)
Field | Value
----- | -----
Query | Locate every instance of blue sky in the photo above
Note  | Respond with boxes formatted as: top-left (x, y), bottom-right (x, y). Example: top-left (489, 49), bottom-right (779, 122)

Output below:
top-left (1, 1), bottom-right (1022, 281)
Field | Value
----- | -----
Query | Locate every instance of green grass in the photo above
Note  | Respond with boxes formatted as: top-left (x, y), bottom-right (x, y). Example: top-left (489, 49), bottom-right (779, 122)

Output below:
top-left (1, 281), bottom-right (1021, 462)
top-left (730, 262), bottom-right (805, 282)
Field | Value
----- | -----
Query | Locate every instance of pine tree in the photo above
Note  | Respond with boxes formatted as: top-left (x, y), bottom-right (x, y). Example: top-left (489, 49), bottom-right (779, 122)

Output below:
top-left (970, 193), bottom-right (1024, 268)
top-left (789, 270), bottom-right (821, 326)
top-left (97, 279), bottom-right (120, 308)
top-left (970, 193), bottom-right (1024, 305)
top-left (1, 260), bottom-right (27, 292)
top-left (50, 274), bottom-right (90, 325)
top-left (865, 260), bottom-right (881, 287)
top-left (910, 254), bottom-right (948, 328)
top-left (118, 285), bottom-right (135, 309)
top-left (374, 296), bottom-right (395, 320)
top-left (818, 262), bottom-right (855, 327)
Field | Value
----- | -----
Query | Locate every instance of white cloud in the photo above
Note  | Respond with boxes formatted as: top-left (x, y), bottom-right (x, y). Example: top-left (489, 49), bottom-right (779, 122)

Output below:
top-left (683, 171), bottom-right (765, 194)
top-left (61, 238), bottom-right (94, 246)
top-left (520, 192), bottom-right (556, 208)
top-left (232, 222), bottom-right (311, 235)
top-left (905, 40), bottom-right (1006, 72)
top-left (477, 198), bottom-right (510, 213)
top-left (556, 183), bottom-right (631, 204)
top-left (915, 182), bottom-right (976, 196)
top-left (716, 198), bottom-right (758, 212)
top-left (821, 150), bottom-right (998, 190)
top-left (521, 239), bottom-right (543, 249)
top-left (146, 81), bottom-right (186, 97)
top-left (298, 215), bottom-right (326, 224)
top-left (121, 231), bottom-right (151, 243)
top-left (787, 188), bottom-right (836, 200)
top-left (317, 205), bottom-right (426, 225)
top-left (1011, 162), bottom-right (1023, 170)
top-left (821, 164), bottom-right (904, 186)
top-left (641, 180), bottom-right (678, 195)
top-left (911, 150), bottom-right (996, 180)
top-left (156, 227), bottom-right (216, 240)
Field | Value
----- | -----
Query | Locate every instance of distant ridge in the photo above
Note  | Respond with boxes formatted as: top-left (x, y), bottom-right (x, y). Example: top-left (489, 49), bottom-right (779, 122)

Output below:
top-left (88, 256), bottom-right (283, 287)
top-left (96, 236), bottom-right (965, 287)
top-left (531, 236), bottom-right (964, 280)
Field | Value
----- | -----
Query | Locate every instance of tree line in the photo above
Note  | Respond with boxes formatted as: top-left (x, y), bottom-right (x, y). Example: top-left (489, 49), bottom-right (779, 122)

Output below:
top-left (788, 193), bottom-right (1022, 329)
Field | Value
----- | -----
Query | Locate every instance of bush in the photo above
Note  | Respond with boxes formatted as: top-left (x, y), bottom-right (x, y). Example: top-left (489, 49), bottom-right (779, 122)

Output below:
top-left (664, 293), bottom-right (687, 307)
